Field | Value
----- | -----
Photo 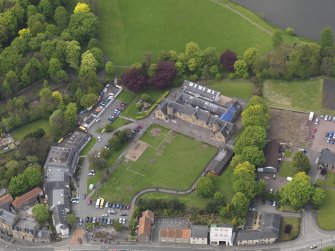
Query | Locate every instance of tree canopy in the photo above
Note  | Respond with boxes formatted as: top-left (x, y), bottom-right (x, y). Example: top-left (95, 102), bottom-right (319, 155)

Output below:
top-left (195, 177), bottom-right (215, 198)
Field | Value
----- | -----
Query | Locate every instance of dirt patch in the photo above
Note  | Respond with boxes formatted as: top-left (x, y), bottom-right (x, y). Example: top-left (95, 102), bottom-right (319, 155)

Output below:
top-left (124, 140), bottom-right (148, 161)
top-left (69, 229), bottom-right (84, 245)
top-left (151, 128), bottom-right (161, 137)
top-left (268, 108), bottom-right (310, 148)
top-left (322, 79), bottom-right (335, 109)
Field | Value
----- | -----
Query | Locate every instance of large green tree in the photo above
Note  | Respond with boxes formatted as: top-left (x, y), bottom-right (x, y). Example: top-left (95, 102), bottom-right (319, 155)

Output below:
top-left (233, 161), bottom-right (257, 200)
top-left (241, 146), bottom-right (265, 167)
top-left (195, 177), bottom-right (215, 198)
top-left (67, 12), bottom-right (99, 43)
top-left (291, 151), bottom-right (311, 173)
top-left (32, 204), bottom-right (50, 224)
top-left (320, 27), bottom-right (334, 56)
top-left (234, 126), bottom-right (267, 154)
top-left (80, 93), bottom-right (98, 109)
top-left (231, 192), bottom-right (249, 219)
top-left (242, 104), bottom-right (270, 128)
top-left (63, 103), bottom-right (77, 133)
top-left (9, 174), bottom-right (28, 197)
top-left (311, 187), bottom-right (326, 207)
top-left (23, 164), bottom-right (43, 188)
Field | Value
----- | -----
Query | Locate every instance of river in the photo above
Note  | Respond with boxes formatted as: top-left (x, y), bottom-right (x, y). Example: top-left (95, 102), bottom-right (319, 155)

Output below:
top-left (232, 0), bottom-right (335, 41)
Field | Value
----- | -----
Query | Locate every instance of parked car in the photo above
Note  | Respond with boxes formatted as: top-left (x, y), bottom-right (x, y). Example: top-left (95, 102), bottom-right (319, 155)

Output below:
top-left (102, 213), bottom-right (108, 217)
top-left (98, 136), bottom-right (102, 142)
top-left (310, 245), bottom-right (318, 249)
top-left (120, 213), bottom-right (127, 216)
top-left (325, 115), bottom-right (329, 120)
top-left (107, 219), bottom-right (111, 225)
top-left (88, 172), bottom-right (95, 176)
top-left (96, 118), bottom-right (101, 123)
top-left (82, 193), bottom-right (86, 199)
top-left (272, 201), bottom-right (276, 207)
top-left (315, 118), bottom-right (319, 125)
top-left (87, 197), bottom-right (92, 205)
top-left (105, 202), bottom-right (109, 208)
top-left (92, 217), bottom-right (96, 223)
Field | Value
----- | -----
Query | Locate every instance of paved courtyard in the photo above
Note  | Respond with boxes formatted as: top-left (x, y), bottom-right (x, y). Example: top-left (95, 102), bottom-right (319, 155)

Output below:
top-left (310, 116), bottom-right (335, 153)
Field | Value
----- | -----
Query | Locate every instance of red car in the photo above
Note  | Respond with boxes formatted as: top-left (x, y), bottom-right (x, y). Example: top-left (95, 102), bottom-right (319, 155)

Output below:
top-left (87, 197), bottom-right (92, 205)
top-left (312, 128), bottom-right (317, 133)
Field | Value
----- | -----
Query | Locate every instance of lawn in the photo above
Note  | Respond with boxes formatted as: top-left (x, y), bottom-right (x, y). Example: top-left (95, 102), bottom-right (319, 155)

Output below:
top-left (279, 161), bottom-right (298, 178)
top-left (316, 172), bottom-right (335, 188)
top-left (317, 189), bottom-right (335, 230)
top-left (263, 78), bottom-right (323, 112)
top-left (118, 89), bottom-right (167, 119)
top-left (96, 0), bottom-right (275, 65)
top-left (111, 118), bottom-right (131, 130)
top-left (139, 165), bottom-right (234, 209)
top-left (80, 138), bottom-right (97, 156)
top-left (279, 217), bottom-right (300, 241)
top-left (97, 125), bottom-right (217, 203)
top-left (12, 119), bottom-right (51, 141)
top-left (206, 79), bottom-right (253, 101)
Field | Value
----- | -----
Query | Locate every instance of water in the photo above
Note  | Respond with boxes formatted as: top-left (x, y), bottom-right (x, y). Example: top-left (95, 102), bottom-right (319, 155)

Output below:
top-left (232, 0), bottom-right (335, 41)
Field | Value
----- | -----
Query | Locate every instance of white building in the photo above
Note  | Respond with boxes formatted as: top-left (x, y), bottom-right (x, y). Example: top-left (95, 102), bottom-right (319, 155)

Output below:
top-left (210, 224), bottom-right (234, 246)
top-left (190, 225), bottom-right (208, 245)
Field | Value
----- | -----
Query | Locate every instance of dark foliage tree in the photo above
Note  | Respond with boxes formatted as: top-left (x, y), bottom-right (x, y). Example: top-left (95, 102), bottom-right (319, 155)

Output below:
top-left (320, 27), bottom-right (334, 57)
top-left (150, 61), bottom-right (177, 89)
top-left (284, 224), bottom-right (292, 234)
top-left (220, 50), bottom-right (237, 72)
top-left (121, 66), bottom-right (148, 92)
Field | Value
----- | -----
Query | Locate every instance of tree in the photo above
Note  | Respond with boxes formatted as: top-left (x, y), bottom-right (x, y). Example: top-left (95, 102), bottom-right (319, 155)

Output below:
top-left (242, 104), bottom-right (270, 128)
top-left (141, 93), bottom-right (151, 103)
top-left (291, 151), bottom-right (311, 173)
top-left (320, 27), bottom-right (334, 56)
top-left (233, 161), bottom-right (258, 200)
top-left (39, 0), bottom-right (53, 17)
top-left (311, 187), bottom-right (326, 207)
top-left (213, 191), bottom-right (225, 205)
top-left (112, 219), bottom-right (123, 232)
top-left (40, 83), bottom-right (57, 116)
top-left (195, 177), bottom-right (215, 197)
top-left (241, 146), bottom-right (265, 167)
top-left (54, 6), bottom-right (69, 30)
top-left (67, 12), bottom-right (99, 43)
top-left (234, 126), bottom-right (267, 154)
top-left (88, 152), bottom-right (106, 170)
top-left (284, 224), bottom-right (293, 234)
top-left (185, 41), bottom-right (200, 58)
top-left (80, 93), bottom-right (98, 109)
top-left (234, 59), bottom-right (249, 78)
top-left (9, 174), bottom-right (28, 197)
top-left (280, 172), bottom-right (313, 209)
top-left (150, 61), bottom-right (177, 89)
top-left (48, 57), bottom-right (66, 82)
top-left (121, 66), bottom-right (148, 92)
top-left (105, 61), bottom-right (114, 78)
top-left (63, 103), bottom-right (77, 133)
top-left (23, 164), bottom-right (42, 188)
top-left (32, 204), bottom-right (50, 224)
top-left (66, 40), bottom-right (81, 70)
top-left (231, 192), bottom-right (249, 219)
top-left (243, 47), bottom-right (257, 70)
top-left (220, 50), bottom-right (237, 72)
top-left (109, 135), bottom-right (121, 151)
top-left (272, 31), bottom-right (283, 48)
top-left (49, 109), bottom-right (64, 137)
top-left (74, 3), bottom-right (90, 13)
top-left (66, 213), bottom-right (77, 226)
top-left (79, 50), bottom-right (98, 80)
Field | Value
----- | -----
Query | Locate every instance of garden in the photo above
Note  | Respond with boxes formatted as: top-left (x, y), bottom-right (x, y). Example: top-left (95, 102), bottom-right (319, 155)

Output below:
top-left (96, 125), bottom-right (217, 203)
top-left (317, 189), bottom-right (335, 230)
top-left (12, 119), bottom-right (51, 141)
top-left (279, 216), bottom-right (300, 241)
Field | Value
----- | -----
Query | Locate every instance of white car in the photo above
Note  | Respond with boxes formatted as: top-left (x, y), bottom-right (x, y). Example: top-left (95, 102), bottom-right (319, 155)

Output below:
top-left (314, 118), bottom-right (319, 125)
top-left (88, 172), bottom-right (95, 176)
top-left (98, 136), bottom-right (102, 142)
top-left (96, 118), bottom-right (101, 123)
top-left (102, 213), bottom-right (108, 217)
top-left (272, 201), bottom-right (276, 207)
top-left (310, 245), bottom-right (318, 249)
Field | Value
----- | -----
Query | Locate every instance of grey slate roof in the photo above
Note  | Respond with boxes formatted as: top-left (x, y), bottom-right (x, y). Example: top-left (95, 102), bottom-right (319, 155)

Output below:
top-left (14, 218), bottom-right (37, 235)
top-left (319, 148), bottom-right (335, 167)
top-left (263, 141), bottom-right (280, 170)
top-left (207, 149), bottom-right (234, 175)
top-left (182, 80), bottom-right (220, 102)
top-left (0, 208), bottom-right (18, 227)
top-left (191, 225), bottom-right (209, 239)
top-left (236, 213), bottom-right (281, 242)
top-left (52, 205), bottom-right (67, 227)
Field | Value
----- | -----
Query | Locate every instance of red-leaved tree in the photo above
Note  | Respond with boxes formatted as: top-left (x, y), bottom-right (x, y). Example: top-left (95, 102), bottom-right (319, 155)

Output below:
top-left (121, 67), bottom-right (148, 92)
top-left (150, 61), bottom-right (177, 89)
top-left (220, 50), bottom-right (237, 72)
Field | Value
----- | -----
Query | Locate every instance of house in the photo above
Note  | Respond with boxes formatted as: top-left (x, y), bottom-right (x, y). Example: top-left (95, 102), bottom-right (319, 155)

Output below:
top-left (52, 205), bottom-right (69, 237)
top-left (207, 149), bottom-right (233, 176)
top-left (12, 187), bottom-right (43, 209)
top-left (137, 210), bottom-right (154, 242)
top-left (159, 228), bottom-right (191, 244)
top-left (0, 194), bottom-right (13, 210)
top-left (0, 208), bottom-right (19, 236)
top-left (34, 229), bottom-right (51, 244)
top-left (190, 225), bottom-right (209, 245)
top-left (257, 141), bottom-right (281, 173)
top-left (210, 224), bottom-right (234, 246)
top-left (236, 213), bottom-right (281, 246)
top-left (12, 217), bottom-right (37, 242)
top-left (182, 80), bottom-right (221, 103)
top-left (318, 148), bottom-right (335, 170)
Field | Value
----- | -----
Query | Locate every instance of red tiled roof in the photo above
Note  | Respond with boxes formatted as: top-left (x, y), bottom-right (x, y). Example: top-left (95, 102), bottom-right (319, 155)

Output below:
top-left (12, 187), bottom-right (43, 209)
top-left (142, 210), bottom-right (154, 220)
top-left (0, 194), bottom-right (13, 206)
top-left (160, 228), bottom-right (191, 239)
top-left (138, 216), bottom-right (152, 236)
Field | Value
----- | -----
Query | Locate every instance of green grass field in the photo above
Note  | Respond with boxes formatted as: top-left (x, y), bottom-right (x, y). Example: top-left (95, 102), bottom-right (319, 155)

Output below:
top-left (279, 161), bottom-right (298, 178)
top-left (279, 217), bottom-right (300, 241)
top-left (80, 138), bottom-right (97, 156)
top-left (139, 164), bottom-right (234, 209)
top-left (316, 172), bottom-right (335, 188)
top-left (96, 0), bottom-right (276, 65)
top-left (263, 78), bottom-right (324, 112)
top-left (317, 189), bottom-right (335, 230)
top-left (97, 125), bottom-right (216, 203)
top-left (12, 119), bottom-right (51, 141)
top-left (206, 79), bottom-right (253, 100)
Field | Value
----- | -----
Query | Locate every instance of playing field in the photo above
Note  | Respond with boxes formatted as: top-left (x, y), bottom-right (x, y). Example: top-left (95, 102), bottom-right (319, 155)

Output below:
top-left (97, 125), bottom-right (217, 203)
top-left (96, 0), bottom-right (275, 65)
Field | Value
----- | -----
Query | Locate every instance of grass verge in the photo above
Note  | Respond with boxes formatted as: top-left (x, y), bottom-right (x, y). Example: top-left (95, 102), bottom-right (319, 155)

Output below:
top-left (279, 216), bottom-right (300, 241)
top-left (317, 189), bottom-right (335, 230)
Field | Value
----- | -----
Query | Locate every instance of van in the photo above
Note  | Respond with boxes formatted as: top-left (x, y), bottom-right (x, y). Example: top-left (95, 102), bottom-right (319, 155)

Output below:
top-left (79, 126), bottom-right (88, 132)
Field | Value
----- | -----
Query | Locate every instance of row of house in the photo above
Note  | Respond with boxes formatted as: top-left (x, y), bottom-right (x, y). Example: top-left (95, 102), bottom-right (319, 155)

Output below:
top-left (0, 188), bottom-right (50, 243)
top-left (154, 80), bottom-right (242, 143)
top-left (43, 130), bottom-right (91, 237)
top-left (137, 210), bottom-right (280, 246)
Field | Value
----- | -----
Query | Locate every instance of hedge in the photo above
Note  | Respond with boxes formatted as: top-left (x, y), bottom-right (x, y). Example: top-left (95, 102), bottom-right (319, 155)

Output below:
top-left (135, 90), bottom-right (169, 119)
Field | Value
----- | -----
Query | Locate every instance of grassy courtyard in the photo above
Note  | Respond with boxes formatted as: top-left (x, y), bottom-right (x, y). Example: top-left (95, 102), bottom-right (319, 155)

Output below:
top-left (316, 172), bottom-right (335, 188)
top-left (96, 0), bottom-right (276, 65)
top-left (12, 119), bottom-right (51, 141)
top-left (279, 217), bottom-right (300, 241)
top-left (263, 78), bottom-right (323, 112)
top-left (279, 161), bottom-right (299, 178)
top-left (206, 79), bottom-right (253, 101)
top-left (317, 189), bottom-right (335, 230)
top-left (97, 125), bottom-right (217, 203)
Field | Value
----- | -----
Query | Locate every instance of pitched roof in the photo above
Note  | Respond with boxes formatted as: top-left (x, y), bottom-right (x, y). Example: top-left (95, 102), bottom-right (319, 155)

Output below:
top-left (52, 205), bottom-right (67, 226)
top-left (191, 225), bottom-right (209, 238)
top-left (182, 80), bottom-right (220, 102)
top-left (142, 210), bottom-right (154, 219)
top-left (0, 208), bottom-right (18, 226)
top-left (319, 148), bottom-right (335, 167)
top-left (262, 141), bottom-right (280, 169)
top-left (12, 187), bottom-right (43, 209)
top-left (0, 194), bottom-right (13, 207)
top-left (207, 149), bottom-right (233, 175)
top-left (160, 228), bottom-right (191, 239)
top-left (138, 216), bottom-right (152, 237)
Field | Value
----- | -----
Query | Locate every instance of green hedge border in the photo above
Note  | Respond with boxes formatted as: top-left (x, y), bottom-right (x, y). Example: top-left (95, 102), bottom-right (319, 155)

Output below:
top-left (135, 90), bottom-right (169, 119)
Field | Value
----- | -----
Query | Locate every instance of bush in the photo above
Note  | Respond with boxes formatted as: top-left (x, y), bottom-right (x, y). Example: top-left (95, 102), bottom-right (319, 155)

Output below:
top-left (195, 177), bottom-right (215, 197)
top-left (215, 73), bottom-right (222, 80)
top-left (284, 224), bottom-right (292, 234)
